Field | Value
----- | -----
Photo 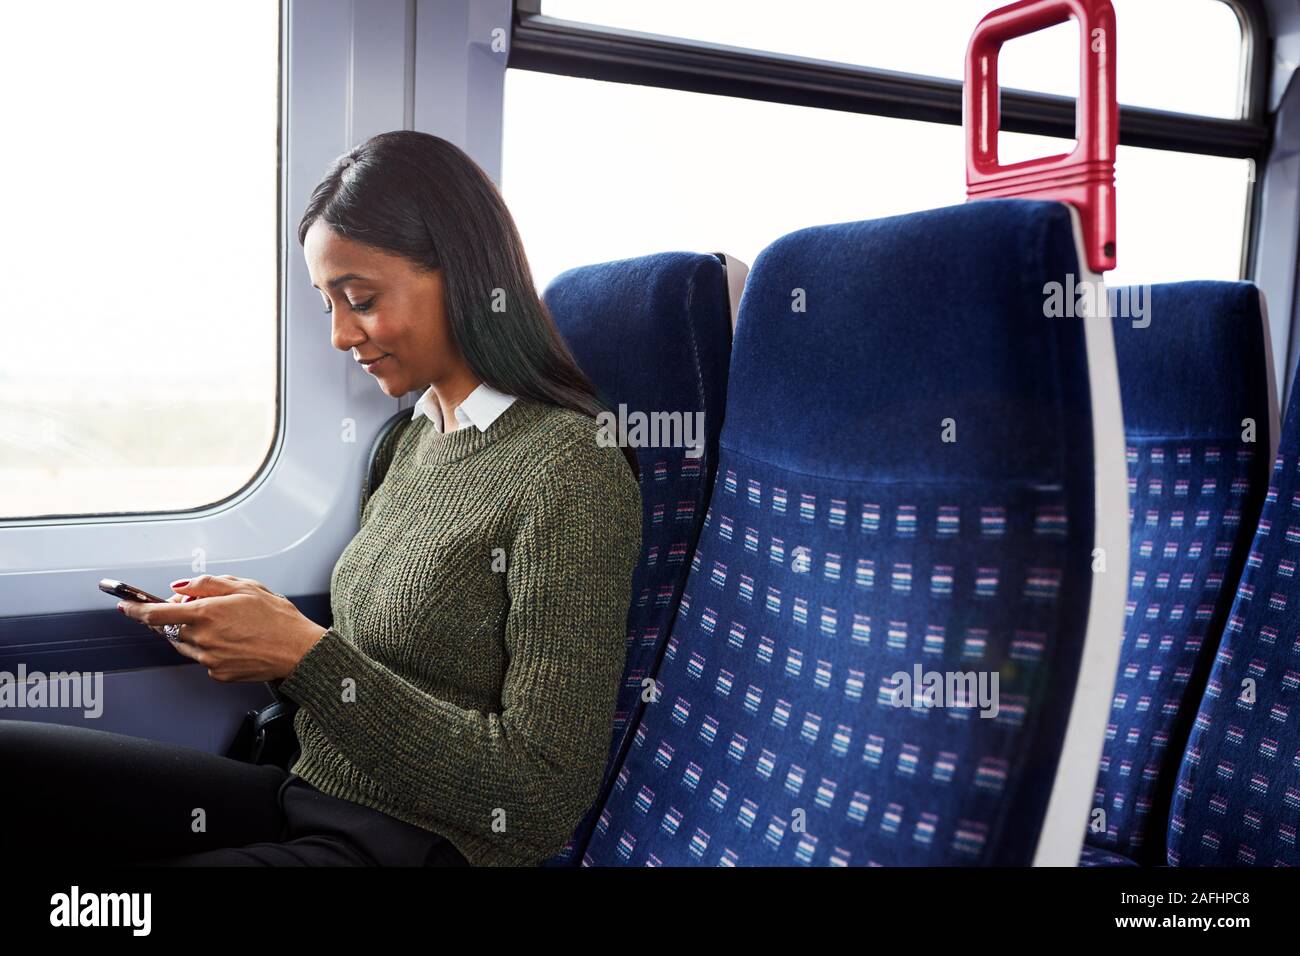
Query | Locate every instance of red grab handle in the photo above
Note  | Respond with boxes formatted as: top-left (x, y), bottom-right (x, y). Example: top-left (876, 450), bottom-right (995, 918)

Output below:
top-left (964, 0), bottom-right (1117, 273)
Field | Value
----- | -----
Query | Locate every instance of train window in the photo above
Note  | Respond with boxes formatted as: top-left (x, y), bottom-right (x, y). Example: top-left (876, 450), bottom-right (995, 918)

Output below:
top-left (504, 73), bottom-right (962, 292)
top-left (0, 1), bottom-right (279, 521)
top-left (539, 0), bottom-right (1248, 119)
top-left (502, 71), bottom-right (1251, 295)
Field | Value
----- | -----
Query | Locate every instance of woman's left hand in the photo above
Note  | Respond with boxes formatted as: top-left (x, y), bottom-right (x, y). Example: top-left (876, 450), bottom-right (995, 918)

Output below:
top-left (116, 574), bottom-right (327, 682)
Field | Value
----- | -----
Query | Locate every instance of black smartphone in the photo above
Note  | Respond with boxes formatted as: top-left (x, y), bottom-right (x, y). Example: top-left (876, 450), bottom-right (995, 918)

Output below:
top-left (99, 578), bottom-right (167, 604)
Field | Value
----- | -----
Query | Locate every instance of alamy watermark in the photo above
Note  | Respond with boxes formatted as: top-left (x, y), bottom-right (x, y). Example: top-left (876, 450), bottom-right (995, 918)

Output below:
top-left (597, 404), bottom-right (705, 458)
top-left (1043, 275), bottom-right (1150, 328)
top-left (0, 664), bottom-right (103, 718)
top-left (887, 663), bottom-right (1000, 718)
top-left (50, 886), bottom-right (151, 936)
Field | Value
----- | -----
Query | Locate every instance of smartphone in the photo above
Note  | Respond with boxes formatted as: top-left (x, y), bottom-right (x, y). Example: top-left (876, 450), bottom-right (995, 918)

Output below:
top-left (99, 578), bottom-right (168, 604)
top-left (99, 579), bottom-right (183, 641)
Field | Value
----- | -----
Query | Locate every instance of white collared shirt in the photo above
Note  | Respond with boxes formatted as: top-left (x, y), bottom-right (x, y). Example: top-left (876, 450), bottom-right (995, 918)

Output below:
top-left (412, 382), bottom-right (517, 434)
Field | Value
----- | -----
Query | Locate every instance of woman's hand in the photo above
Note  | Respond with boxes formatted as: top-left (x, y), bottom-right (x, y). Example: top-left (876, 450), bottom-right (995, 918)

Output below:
top-left (139, 591), bottom-right (192, 641)
top-left (117, 574), bottom-right (327, 683)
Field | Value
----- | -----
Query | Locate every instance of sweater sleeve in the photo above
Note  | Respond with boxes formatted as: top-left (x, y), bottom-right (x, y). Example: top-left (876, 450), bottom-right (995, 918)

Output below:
top-left (278, 441), bottom-right (641, 859)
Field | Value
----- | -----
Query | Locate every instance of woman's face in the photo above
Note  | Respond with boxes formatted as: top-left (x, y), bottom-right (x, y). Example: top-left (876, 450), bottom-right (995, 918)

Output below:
top-left (303, 219), bottom-right (462, 399)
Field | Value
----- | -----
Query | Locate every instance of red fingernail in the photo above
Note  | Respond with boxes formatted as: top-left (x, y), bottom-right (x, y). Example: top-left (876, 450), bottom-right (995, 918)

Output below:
top-left (171, 579), bottom-right (190, 588)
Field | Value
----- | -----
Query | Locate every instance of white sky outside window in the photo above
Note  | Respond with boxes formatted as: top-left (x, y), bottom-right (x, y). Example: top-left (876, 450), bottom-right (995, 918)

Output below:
top-left (0, 0), bottom-right (279, 520)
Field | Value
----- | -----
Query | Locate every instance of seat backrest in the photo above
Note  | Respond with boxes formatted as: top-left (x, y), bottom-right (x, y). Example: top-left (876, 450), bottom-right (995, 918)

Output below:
top-left (361, 407), bottom-right (419, 525)
top-left (1166, 331), bottom-right (1300, 867)
top-left (579, 199), bottom-right (1128, 866)
top-left (1087, 282), bottom-right (1274, 864)
top-left (541, 251), bottom-right (734, 863)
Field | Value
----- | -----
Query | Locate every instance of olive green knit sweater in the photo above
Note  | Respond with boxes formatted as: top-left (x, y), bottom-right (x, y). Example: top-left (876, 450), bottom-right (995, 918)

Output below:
top-left (278, 397), bottom-right (642, 866)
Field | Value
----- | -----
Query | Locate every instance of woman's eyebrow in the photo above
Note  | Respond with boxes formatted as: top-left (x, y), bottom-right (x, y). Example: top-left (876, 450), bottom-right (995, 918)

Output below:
top-left (312, 272), bottom-right (370, 290)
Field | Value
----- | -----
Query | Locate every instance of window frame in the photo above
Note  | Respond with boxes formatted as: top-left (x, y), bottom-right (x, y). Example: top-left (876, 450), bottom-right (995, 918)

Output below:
top-left (513, 1), bottom-right (1268, 145)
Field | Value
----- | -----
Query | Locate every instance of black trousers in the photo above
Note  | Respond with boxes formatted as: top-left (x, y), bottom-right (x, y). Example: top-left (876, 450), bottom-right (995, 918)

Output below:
top-left (0, 719), bottom-right (469, 866)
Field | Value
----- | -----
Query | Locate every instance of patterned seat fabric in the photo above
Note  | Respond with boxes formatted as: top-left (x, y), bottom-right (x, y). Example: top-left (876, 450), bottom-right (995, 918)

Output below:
top-left (1167, 347), bottom-right (1300, 867)
top-left (1085, 282), bottom-right (1271, 865)
top-left (1078, 844), bottom-right (1139, 867)
top-left (540, 252), bottom-right (733, 864)
top-left (580, 200), bottom-right (1122, 866)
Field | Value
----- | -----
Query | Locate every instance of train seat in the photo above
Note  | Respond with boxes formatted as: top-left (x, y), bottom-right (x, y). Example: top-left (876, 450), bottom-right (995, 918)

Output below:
top-left (1084, 281), bottom-right (1275, 865)
top-left (540, 251), bottom-right (737, 863)
top-left (1166, 337), bottom-right (1300, 867)
top-left (576, 198), bottom-right (1129, 866)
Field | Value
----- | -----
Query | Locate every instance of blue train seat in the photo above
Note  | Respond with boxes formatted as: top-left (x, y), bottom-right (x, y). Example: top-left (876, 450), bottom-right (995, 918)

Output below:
top-left (1166, 321), bottom-right (1300, 867)
top-left (578, 199), bottom-right (1129, 866)
top-left (1084, 282), bottom-right (1274, 865)
top-left (541, 251), bottom-right (737, 862)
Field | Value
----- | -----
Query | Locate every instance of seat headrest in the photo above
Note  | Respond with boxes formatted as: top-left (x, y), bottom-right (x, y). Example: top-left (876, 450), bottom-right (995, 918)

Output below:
top-left (724, 199), bottom-right (1091, 484)
top-left (543, 252), bottom-right (732, 426)
top-left (1111, 281), bottom-right (1267, 438)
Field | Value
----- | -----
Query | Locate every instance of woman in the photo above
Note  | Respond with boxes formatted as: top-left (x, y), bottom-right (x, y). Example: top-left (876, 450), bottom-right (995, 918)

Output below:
top-left (0, 131), bottom-right (642, 867)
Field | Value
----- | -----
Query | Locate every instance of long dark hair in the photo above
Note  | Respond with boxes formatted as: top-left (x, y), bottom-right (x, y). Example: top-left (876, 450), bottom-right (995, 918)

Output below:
top-left (296, 130), bottom-right (638, 479)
